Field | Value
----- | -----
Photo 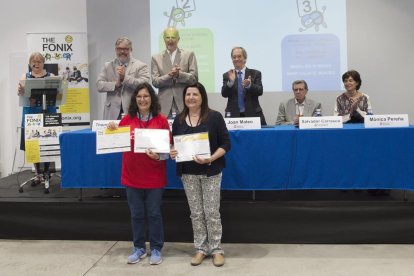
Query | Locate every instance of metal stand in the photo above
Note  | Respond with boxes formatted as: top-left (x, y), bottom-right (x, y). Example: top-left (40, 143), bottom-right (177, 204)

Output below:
top-left (18, 175), bottom-right (39, 193)
top-left (18, 167), bottom-right (53, 194)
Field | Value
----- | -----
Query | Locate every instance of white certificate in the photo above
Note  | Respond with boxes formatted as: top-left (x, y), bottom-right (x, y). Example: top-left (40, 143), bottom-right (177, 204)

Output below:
top-left (134, 129), bottom-right (170, 153)
top-left (173, 132), bottom-right (211, 162)
top-left (96, 126), bottom-right (131, 154)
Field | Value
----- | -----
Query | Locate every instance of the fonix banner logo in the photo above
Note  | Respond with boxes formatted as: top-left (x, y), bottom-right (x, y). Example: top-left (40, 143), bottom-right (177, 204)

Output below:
top-left (41, 35), bottom-right (74, 61)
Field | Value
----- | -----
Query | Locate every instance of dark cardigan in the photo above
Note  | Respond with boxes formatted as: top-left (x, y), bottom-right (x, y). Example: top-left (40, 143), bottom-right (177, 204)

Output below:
top-left (172, 110), bottom-right (231, 177)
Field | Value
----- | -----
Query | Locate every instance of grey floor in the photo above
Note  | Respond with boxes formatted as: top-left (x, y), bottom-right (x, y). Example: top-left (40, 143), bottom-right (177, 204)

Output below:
top-left (1, 240), bottom-right (414, 276)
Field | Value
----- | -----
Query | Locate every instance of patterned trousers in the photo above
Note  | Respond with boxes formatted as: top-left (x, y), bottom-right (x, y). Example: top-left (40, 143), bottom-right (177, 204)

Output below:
top-left (181, 173), bottom-right (224, 255)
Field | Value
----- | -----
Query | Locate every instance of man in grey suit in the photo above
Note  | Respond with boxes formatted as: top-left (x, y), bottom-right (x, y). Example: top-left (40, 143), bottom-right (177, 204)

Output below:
top-left (151, 27), bottom-right (198, 118)
top-left (275, 80), bottom-right (321, 126)
top-left (97, 37), bottom-right (150, 120)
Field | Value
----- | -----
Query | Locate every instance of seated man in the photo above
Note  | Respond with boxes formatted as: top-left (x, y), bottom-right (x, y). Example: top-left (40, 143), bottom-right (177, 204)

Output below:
top-left (275, 80), bottom-right (321, 126)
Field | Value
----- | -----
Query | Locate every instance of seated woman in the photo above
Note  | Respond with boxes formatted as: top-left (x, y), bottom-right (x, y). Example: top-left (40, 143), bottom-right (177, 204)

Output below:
top-left (334, 70), bottom-right (372, 123)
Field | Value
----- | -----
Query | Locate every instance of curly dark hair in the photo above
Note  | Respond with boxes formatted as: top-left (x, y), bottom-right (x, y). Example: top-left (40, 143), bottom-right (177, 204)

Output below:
top-left (128, 83), bottom-right (161, 118)
top-left (179, 82), bottom-right (211, 124)
top-left (342, 70), bottom-right (362, 90)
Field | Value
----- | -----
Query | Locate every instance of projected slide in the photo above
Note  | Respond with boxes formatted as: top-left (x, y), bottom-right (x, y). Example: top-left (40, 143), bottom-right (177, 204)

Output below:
top-left (150, 0), bottom-right (347, 92)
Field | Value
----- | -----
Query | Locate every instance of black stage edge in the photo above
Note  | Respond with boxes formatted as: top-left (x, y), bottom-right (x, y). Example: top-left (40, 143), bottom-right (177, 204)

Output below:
top-left (2, 170), bottom-right (414, 244)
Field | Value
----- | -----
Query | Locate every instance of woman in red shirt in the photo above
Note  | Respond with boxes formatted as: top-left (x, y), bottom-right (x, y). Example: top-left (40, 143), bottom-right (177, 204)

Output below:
top-left (108, 83), bottom-right (171, 265)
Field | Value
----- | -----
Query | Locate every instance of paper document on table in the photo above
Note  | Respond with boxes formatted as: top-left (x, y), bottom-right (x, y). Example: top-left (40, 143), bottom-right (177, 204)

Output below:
top-left (134, 129), bottom-right (170, 153)
top-left (173, 132), bottom-right (211, 162)
top-left (96, 126), bottom-right (130, 154)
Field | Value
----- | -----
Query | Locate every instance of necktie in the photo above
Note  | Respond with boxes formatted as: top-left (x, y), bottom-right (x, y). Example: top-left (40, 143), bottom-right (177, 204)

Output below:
top-left (237, 71), bottom-right (245, 112)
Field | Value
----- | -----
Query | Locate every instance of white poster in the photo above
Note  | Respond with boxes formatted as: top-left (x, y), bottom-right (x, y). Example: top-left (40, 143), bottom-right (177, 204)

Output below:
top-left (24, 113), bottom-right (62, 163)
top-left (27, 32), bottom-right (90, 129)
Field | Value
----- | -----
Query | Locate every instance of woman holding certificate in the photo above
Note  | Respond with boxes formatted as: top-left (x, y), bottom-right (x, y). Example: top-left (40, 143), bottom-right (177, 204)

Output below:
top-left (170, 82), bottom-right (231, 267)
top-left (107, 82), bottom-right (170, 265)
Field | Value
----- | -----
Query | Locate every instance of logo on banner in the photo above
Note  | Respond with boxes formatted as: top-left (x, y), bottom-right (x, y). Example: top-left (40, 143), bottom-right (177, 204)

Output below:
top-left (41, 35), bottom-right (74, 61)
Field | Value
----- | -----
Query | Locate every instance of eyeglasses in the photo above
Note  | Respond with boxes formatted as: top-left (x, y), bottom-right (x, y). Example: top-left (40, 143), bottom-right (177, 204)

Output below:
top-left (116, 47), bottom-right (130, 52)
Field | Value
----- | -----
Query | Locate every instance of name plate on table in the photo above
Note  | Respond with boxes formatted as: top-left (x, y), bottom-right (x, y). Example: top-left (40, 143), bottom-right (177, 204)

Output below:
top-left (225, 117), bottom-right (261, 130)
top-left (299, 116), bottom-right (343, 129)
top-left (365, 114), bottom-right (409, 128)
top-left (92, 120), bottom-right (120, 131)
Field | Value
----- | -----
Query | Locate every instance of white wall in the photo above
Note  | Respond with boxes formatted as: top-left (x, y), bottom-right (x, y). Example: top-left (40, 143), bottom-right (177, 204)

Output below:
top-left (86, 0), bottom-right (414, 124)
top-left (2, 0), bottom-right (414, 177)
top-left (0, 0), bottom-right (87, 177)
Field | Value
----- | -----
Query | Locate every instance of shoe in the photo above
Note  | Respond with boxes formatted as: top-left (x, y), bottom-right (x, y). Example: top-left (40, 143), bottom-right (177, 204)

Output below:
top-left (127, 247), bottom-right (147, 264)
top-left (31, 174), bottom-right (43, 186)
top-left (190, 252), bottom-right (206, 266)
top-left (149, 249), bottom-right (163, 265)
top-left (212, 253), bottom-right (225, 267)
top-left (44, 174), bottom-right (50, 189)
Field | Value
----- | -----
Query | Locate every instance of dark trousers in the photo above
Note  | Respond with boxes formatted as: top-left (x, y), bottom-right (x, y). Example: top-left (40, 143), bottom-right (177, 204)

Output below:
top-left (126, 187), bottom-right (164, 251)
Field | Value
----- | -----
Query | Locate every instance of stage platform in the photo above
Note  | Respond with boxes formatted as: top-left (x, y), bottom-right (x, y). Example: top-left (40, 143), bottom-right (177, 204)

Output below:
top-left (2, 170), bottom-right (414, 244)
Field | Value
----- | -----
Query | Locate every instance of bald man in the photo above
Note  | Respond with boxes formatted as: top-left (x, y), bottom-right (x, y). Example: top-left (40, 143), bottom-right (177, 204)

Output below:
top-left (151, 27), bottom-right (198, 117)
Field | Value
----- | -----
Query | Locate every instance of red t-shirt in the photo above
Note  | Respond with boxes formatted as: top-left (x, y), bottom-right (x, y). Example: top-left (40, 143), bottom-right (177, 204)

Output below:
top-left (119, 113), bottom-right (171, 189)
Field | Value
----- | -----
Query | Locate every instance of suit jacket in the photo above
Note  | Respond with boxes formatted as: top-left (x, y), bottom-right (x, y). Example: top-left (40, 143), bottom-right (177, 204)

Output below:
top-left (221, 68), bottom-right (267, 125)
top-left (151, 48), bottom-right (198, 117)
top-left (96, 57), bottom-right (150, 120)
top-left (275, 97), bottom-right (321, 125)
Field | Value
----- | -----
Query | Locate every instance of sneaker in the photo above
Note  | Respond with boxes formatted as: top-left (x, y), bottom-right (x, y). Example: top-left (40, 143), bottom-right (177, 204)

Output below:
top-left (127, 247), bottom-right (147, 264)
top-left (212, 253), bottom-right (225, 267)
top-left (149, 249), bottom-right (163, 265)
top-left (191, 252), bottom-right (206, 266)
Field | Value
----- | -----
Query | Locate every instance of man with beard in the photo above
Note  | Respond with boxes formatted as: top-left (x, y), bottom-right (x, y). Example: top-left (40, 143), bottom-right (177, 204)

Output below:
top-left (97, 37), bottom-right (150, 120)
top-left (151, 27), bottom-right (198, 118)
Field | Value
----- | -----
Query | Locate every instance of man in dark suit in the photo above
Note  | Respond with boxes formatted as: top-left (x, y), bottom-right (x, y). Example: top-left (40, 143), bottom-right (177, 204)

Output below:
top-left (221, 47), bottom-right (267, 125)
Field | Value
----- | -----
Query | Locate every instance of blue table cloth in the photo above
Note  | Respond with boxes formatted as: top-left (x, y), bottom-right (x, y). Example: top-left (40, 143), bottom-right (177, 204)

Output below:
top-left (59, 125), bottom-right (414, 190)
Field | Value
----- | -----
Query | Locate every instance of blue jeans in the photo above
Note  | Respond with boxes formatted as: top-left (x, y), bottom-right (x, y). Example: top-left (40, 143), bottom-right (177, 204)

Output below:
top-left (126, 187), bottom-right (164, 251)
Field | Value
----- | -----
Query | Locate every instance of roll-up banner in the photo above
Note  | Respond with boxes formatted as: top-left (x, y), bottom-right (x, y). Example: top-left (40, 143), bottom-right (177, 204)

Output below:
top-left (27, 32), bottom-right (90, 129)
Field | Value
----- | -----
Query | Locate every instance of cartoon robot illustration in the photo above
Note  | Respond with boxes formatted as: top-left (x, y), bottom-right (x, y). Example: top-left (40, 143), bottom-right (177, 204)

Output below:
top-left (297, 0), bottom-right (327, 32)
top-left (44, 53), bottom-right (52, 61)
top-left (164, 0), bottom-right (196, 27)
top-left (54, 53), bottom-right (62, 60)
top-left (63, 53), bottom-right (72, 61)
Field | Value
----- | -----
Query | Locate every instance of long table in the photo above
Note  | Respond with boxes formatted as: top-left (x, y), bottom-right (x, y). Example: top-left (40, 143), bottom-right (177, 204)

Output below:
top-left (60, 124), bottom-right (414, 190)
